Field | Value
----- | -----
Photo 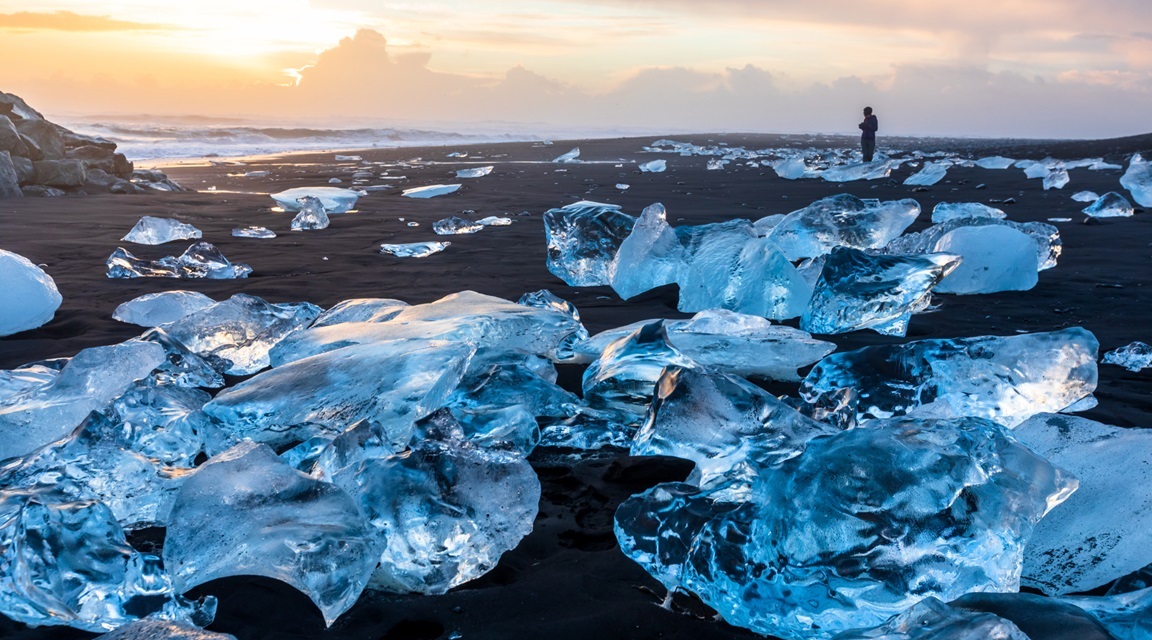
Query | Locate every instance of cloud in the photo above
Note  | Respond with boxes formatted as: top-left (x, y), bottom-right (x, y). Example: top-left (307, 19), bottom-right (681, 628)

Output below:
top-left (0, 10), bottom-right (175, 32)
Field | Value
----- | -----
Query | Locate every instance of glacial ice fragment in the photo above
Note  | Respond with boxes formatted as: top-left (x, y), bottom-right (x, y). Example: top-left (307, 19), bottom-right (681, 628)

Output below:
top-left (95, 619), bottom-right (237, 640)
top-left (639, 159), bottom-right (667, 173)
top-left (1061, 587), bottom-right (1152, 640)
top-left (312, 298), bottom-right (409, 326)
top-left (0, 249), bottom-right (61, 337)
top-left (432, 216), bottom-right (483, 235)
top-left (1044, 168), bottom-right (1070, 190)
top-left (290, 195), bottom-right (330, 231)
top-left (931, 201), bottom-right (1006, 224)
top-left (974, 156), bottom-right (1016, 169)
top-left (379, 241), bottom-right (451, 257)
top-left (121, 216), bottom-right (203, 245)
top-left (610, 203), bottom-right (685, 299)
top-left (772, 157), bottom-right (814, 180)
top-left (401, 184), bottom-right (461, 198)
top-left (932, 225), bottom-right (1039, 294)
top-left (1083, 191), bottom-right (1135, 218)
top-left (553, 147), bottom-right (580, 163)
top-left (271, 187), bottom-right (359, 212)
top-left (820, 159), bottom-right (897, 182)
top-left (477, 215), bottom-right (511, 226)
top-left (163, 442), bottom-right (379, 626)
top-left (883, 217), bottom-right (1061, 271)
top-left (903, 160), bottom-right (950, 186)
top-left (766, 194), bottom-right (921, 261)
top-left (106, 243), bottom-right (252, 280)
top-left (801, 247), bottom-right (960, 336)
top-left (583, 322), bottom-right (696, 418)
top-left (138, 328), bottom-right (226, 389)
top-left (112, 291), bottom-right (216, 327)
top-left (455, 165), bottom-right (493, 178)
top-left (232, 225), bottom-right (276, 238)
top-left (833, 598), bottom-right (1030, 640)
top-left (1120, 153), bottom-right (1152, 207)
top-left (1072, 190), bottom-right (1100, 203)
top-left (800, 328), bottom-right (1099, 427)
top-left (544, 201), bottom-right (635, 286)
top-left (1102, 341), bottom-right (1152, 371)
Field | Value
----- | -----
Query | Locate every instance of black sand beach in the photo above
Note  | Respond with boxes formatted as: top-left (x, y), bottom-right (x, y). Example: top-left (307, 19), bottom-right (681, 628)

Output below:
top-left (1, 132), bottom-right (1151, 640)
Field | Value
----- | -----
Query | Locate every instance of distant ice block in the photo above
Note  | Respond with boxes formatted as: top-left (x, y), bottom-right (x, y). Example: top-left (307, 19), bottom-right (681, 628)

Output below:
top-left (800, 328), bottom-right (1099, 427)
top-left (106, 242), bottom-right (252, 280)
top-left (379, 241), bottom-right (451, 257)
top-left (766, 194), bottom-right (921, 261)
top-left (610, 203), bottom-right (685, 299)
top-left (903, 160), bottom-right (950, 186)
top-left (432, 216), bottom-right (483, 235)
top-left (1072, 190), bottom-right (1101, 203)
top-left (884, 217), bottom-right (1062, 271)
top-left (1043, 167), bottom-right (1070, 190)
top-left (706, 158), bottom-right (727, 170)
top-left (1083, 192), bottom-right (1135, 218)
top-left (544, 201), bottom-right (635, 286)
top-left (122, 216), bottom-right (203, 245)
top-left (639, 159), bottom-right (667, 173)
top-left (271, 187), bottom-right (359, 212)
top-left (975, 155), bottom-right (1016, 169)
top-left (772, 157), bottom-right (814, 180)
top-left (290, 195), bottom-right (331, 231)
top-left (801, 247), bottom-right (960, 336)
top-left (1021, 160), bottom-right (1052, 179)
top-left (334, 154), bottom-right (361, 161)
top-left (232, 225), bottom-right (276, 238)
top-left (932, 225), bottom-right (1040, 294)
top-left (476, 215), bottom-right (511, 226)
top-left (1016, 413), bottom-right (1152, 595)
top-left (833, 598), bottom-right (1030, 640)
top-left (1102, 341), bottom-right (1152, 371)
top-left (616, 183), bottom-right (630, 190)
top-left (112, 290), bottom-right (216, 327)
top-left (553, 147), bottom-right (580, 163)
top-left (1120, 153), bottom-right (1152, 207)
top-left (456, 165), bottom-right (493, 178)
top-left (0, 249), bottom-right (61, 337)
top-left (931, 201), bottom-right (1006, 224)
top-left (583, 321), bottom-right (697, 418)
top-left (163, 442), bottom-right (379, 627)
top-left (401, 184), bottom-right (461, 198)
top-left (821, 159), bottom-right (896, 182)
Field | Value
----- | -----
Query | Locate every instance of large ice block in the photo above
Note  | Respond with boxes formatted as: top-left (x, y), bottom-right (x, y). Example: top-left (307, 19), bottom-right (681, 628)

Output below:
top-left (883, 217), bottom-right (1061, 271)
top-left (931, 202), bottom-right (1006, 224)
top-left (766, 194), bottom-right (921, 261)
top-left (931, 225), bottom-right (1039, 294)
top-left (121, 216), bottom-right (203, 245)
top-left (610, 203), bottom-right (686, 299)
top-left (112, 291), bottom-right (216, 327)
top-left (271, 186), bottom-right (359, 212)
top-left (1121, 153), bottom-right (1152, 207)
top-left (0, 249), bottom-right (62, 337)
top-left (290, 195), bottom-right (330, 231)
top-left (544, 201), bottom-right (635, 286)
top-left (582, 321), bottom-right (696, 418)
top-left (1083, 192), bottom-right (1135, 218)
top-left (800, 328), bottom-right (1099, 427)
top-left (106, 243), bottom-right (252, 280)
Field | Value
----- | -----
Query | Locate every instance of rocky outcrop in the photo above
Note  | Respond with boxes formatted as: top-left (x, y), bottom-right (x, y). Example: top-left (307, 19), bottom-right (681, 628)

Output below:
top-left (0, 90), bottom-right (188, 198)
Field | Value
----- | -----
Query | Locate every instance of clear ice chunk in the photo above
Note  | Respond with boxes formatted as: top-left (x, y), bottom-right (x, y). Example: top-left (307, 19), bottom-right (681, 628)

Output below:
top-left (800, 328), bottom-right (1099, 427)
top-left (1120, 153), bottom-right (1152, 207)
top-left (455, 165), bottom-right (493, 178)
top-left (800, 247), bottom-right (960, 336)
top-left (544, 201), bottom-right (635, 286)
top-left (1061, 587), bottom-right (1152, 640)
top-left (432, 216), bottom-right (484, 235)
top-left (820, 159), bottom-right (897, 182)
top-left (163, 442), bottom-right (378, 626)
top-left (1072, 190), bottom-right (1101, 203)
top-left (121, 216), bottom-right (203, 245)
top-left (639, 159), bottom-right (667, 173)
top-left (583, 321), bottom-right (696, 418)
top-left (974, 156), bottom-right (1016, 169)
top-left (312, 298), bottom-right (409, 327)
top-left (477, 215), bottom-right (511, 226)
top-left (290, 195), bottom-right (331, 231)
top-left (553, 147), bottom-right (580, 163)
top-left (883, 217), bottom-right (1062, 271)
top-left (765, 194), bottom-right (921, 261)
top-left (931, 225), bottom-right (1039, 294)
top-left (0, 249), bottom-right (62, 337)
top-left (138, 328), bottom-right (226, 389)
top-left (1043, 167), bottom-right (1070, 190)
top-left (232, 225), bottom-right (276, 238)
top-left (96, 377), bottom-right (210, 465)
top-left (270, 187), bottom-right (359, 212)
top-left (95, 619), bottom-right (236, 640)
top-left (772, 157), bottom-right (814, 180)
top-left (106, 243), bottom-right (252, 280)
top-left (931, 202), bottom-right (1006, 224)
top-left (903, 160), bottom-right (950, 186)
top-left (1083, 192), bottom-right (1135, 218)
top-left (833, 598), bottom-right (1030, 640)
top-left (610, 203), bottom-right (686, 299)
top-left (1102, 341), bottom-right (1152, 371)
top-left (112, 291), bottom-right (216, 327)
top-left (379, 241), bottom-right (451, 257)
top-left (401, 184), bottom-right (461, 198)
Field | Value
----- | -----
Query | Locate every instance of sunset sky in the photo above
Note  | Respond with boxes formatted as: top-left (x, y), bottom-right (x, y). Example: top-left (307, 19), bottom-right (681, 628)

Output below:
top-left (1, 1), bottom-right (1150, 138)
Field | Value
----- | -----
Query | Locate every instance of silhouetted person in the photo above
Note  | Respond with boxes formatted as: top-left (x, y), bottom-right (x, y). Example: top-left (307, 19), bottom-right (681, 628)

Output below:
top-left (859, 106), bottom-right (878, 162)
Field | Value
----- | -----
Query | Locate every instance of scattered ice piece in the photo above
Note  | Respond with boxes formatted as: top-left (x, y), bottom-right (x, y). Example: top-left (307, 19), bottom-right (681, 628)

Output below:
top-left (1121, 153), bottom-right (1152, 206)
top-left (765, 194), bottom-right (922, 261)
top-left (1072, 190), bottom-right (1100, 203)
top-left (1083, 192), bottom-right (1135, 218)
top-left (1043, 168), bottom-right (1070, 190)
top-left (1102, 341), bottom-right (1152, 371)
top-left (95, 619), bottom-right (236, 640)
top-left (112, 290), bottom-right (216, 327)
top-left (0, 249), bottom-right (61, 337)
top-left (903, 160), bottom-right (950, 186)
top-left (328, 177), bottom-right (342, 184)
top-left (291, 195), bottom-right (331, 231)
top-left (639, 159), bottom-right (667, 173)
top-left (477, 216), bottom-right (511, 226)
top-left (932, 225), bottom-right (1040, 294)
top-left (270, 187), bottom-right (360, 213)
top-left (772, 157), bottom-right (812, 180)
top-left (232, 225), bottom-right (276, 238)
top-left (334, 154), bottom-right (362, 161)
top-left (821, 159), bottom-right (897, 182)
top-left (553, 147), bottom-right (580, 163)
top-left (931, 201), bottom-right (1006, 224)
top-left (432, 216), bottom-right (484, 235)
top-left (834, 598), bottom-right (1030, 640)
top-left (610, 203), bottom-right (685, 299)
top-left (312, 298), bottom-right (409, 327)
top-left (379, 241), bottom-right (451, 257)
top-left (884, 217), bottom-right (1062, 271)
top-left (975, 156), bottom-right (1016, 169)
top-left (122, 216), bottom-right (203, 245)
top-left (401, 184), bottom-right (461, 198)
top-left (616, 183), bottom-right (630, 190)
top-left (544, 201), bottom-right (635, 286)
top-left (456, 165), bottom-right (494, 178)
top-left (706, 159), bottom-right (727, 170)
top-left (1048, 217), bottom-right (1073, 222)
top-left (106, 243), bottom-right (252, 280)
top-left (801, 328), bottom-right (1099, 427)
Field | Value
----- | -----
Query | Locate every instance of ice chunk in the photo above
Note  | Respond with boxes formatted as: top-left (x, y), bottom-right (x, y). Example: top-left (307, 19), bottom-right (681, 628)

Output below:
top-left (1015, 413), bottom-right (1152, 595)
top-left (821, 159), bottom-right (897, 182)
top-left (610, 203), bottom-right (686, 299)
top-left (334, 154), bottom-right (361, 161)
top-left (290, 195), bottom-right (331, 231)
top-left (975, 156), bottom-right (1016, 169)
top-left (766, 194), bottom-right (921, 261)
top-left (401, 184), bottom-right (461, 198)
top-left (583, 322), bottom-right (696, 418)
top-left (883, 217), bottom-right (1062, 271)
top-left (1083, 191), bottom-right (1135, 218)
top-left (932, 225), bottom-right (1039, 294)
top-left (1044, 167), bottom-right (1070, 190)
top-left (112, 291), bottom-right (216, 327)
top-left (313, 298), bottom-right (409, 327)
top-left (0, 249), bottom-right (61, 337)
top-left (96, 619), bottom-right (236, 640)
top-left (121, 216), bottom-right (203, 245)
top-left (903, 160), bottom-right (950, 186)
top-left (432, 216), bottom-right (483, 235)
top-left (833, 598), bottom-right (1030, 640)
top-left (553, 147), bottom-right (580, 163)
top-left (801, 247), bottom-right (960, 336)
top-left (706, 158), bottom-right (727, 170)
top-left (106, 242), bottom-right (252, 280)
top-left (456, 165), bottom-right (493, 178)
top-left (639, 159), bottom-right (667, 173)
top-left (1120, 153), bottom-right (1152, 207)
top-left (477, 215), bottom-right (511, 226)
top-left (0, 340), bottom-right (167, 460)
top-left (931, 201), bottom-right (1006, 224)
top-left (616, 183), bottom-right (630, 190)
top-left (1103, 341), bottom-right (1152, 371)
top-left (163, 442), bottom-right (378, 626)
top-left (544, 201), bottom-right (635, 286)
top-left (1072, 190), bottom-right (1100, 203)
top-left (162, 293), bottom-right (322, 376)
top-left (270, 187), bottom-right (359, 212)
top-left (800, 328), bottom-right (1099, 427)
top-left (138, 328), bottom-right (226, 389)
top-left (379, 241), bottom-right (451, 257)
top-left (95, 377), bottom-right (210, 465)
top-left (232, 225), bottom-right (276, 238)
top-left (1061, 587), bottom-right (1152, 640)
top-left (772, 157), bottom-right (814, 180)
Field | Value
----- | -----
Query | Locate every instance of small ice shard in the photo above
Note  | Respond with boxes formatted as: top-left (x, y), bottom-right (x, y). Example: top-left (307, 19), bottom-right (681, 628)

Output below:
top-left (163, 442), bottom-right (379, 626)
top-left (1044, 167), bottom-right (1070, 190)
top-left (121, 216), bottom-right (203, 245)
top-left (833, 598), bottom-right (1030, 640)
top-left (432, 216), bottom-right (484, 235)
top-left (801, 247), bottom-right (960, 336)
top-left (106, 243), bottom-right (252, 280)
top-left (1102, 341), bottom-right (1152, 371)
top-left (884, 217), bottom-right (1062, 271)
top-left (162, 293), bottom-right (322, 376)
top-left (401, 184), bottom-right (461, 198)
top-left (583, 321), bottom-right (696, 418)
top-left (270, 187), bottom-right (359, 213)
top-left (0, 340), bottom-right (167, 460)
top-left (1049, 217), bottom-right (1073, 222)
top-left (610, 203), bottom-right (686, 299)
top-left (0, 249), bottom-right (61, 337)
top-left (112, 291), bottom-right (216, 327)
top-left (379, 241), bottom-right (451, 257)
top-left (800, 328), bottom-right (1099, 427)
top-left (456, 165), bottom-right (494, 178)
top-left (1083, 191), bottom-right (1135, 218)
top-left (95, 619), bottom-right (237, 640)
top-left (476, 216), bottom-right (511, 226)
top-left (975, 155), bottom-right (1016, 169)
top-left (544, 200), bottom-right (635, 286)
top-left (706, 158), bottom-right (727, 170)
top-left (1015, 413), bottom-right (1152, 595)
top-left (639, 159), bottom-right (667, 173)
top-left (232, 225), bottom-right (276, 238)
top-left (1073, 190), bottom-right (1101, 203)
top-left (932, 225), bottom-right (1039, 294)
top-left (772, 157), bottom-right (812, 180)
top-left (820, 159), bottom-right (896, 182)
top-left (334, 154), bottom-right (362, 161)
top-left (446, 151), bottom-right (467, 158)
top-left (903, 160), bottom-right (950, 186)
top-left (0, 489), bottom-right (215, 633)
top-left (765, 194), bottom-right (921, 261)
top-left (931, 201), bottom-right (1006, 224)
top-left (313, 298), bottom-right (409, 326)
top-left (328, 178), bottom-right (342, 184)
top-left (290, 195), bottom-right (331, 231)
top-left (553, 147), bottom-right (580, 163)
top-left (1120, 153), bottom-right (1152, 207)
top-left (616, 183), bottom-right (630, 190)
